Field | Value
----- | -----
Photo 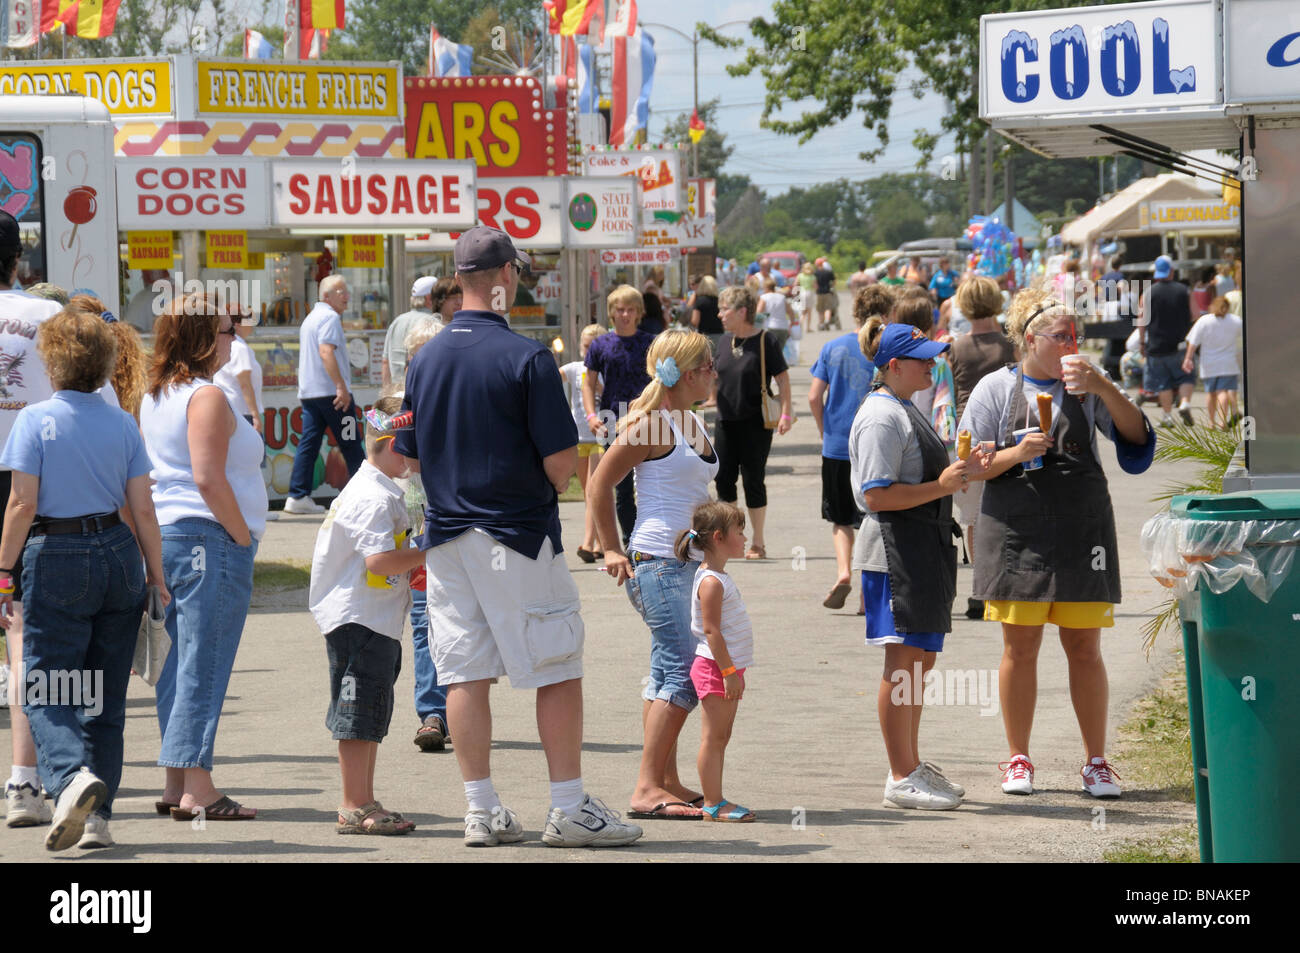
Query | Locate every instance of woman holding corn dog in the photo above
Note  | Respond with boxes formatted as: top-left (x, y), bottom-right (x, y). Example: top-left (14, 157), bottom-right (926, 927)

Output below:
top-left (957, 289), bottom-right (1154, 800)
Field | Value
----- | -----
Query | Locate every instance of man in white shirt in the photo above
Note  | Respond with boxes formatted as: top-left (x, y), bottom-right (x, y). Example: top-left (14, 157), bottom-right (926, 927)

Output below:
top-left (286, 275), bottom-right (365, 514)
top-left (382, 275), bottom-right (438, 389)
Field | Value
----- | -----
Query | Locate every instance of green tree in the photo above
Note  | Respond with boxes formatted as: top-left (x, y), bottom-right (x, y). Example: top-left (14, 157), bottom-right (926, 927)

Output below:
top-left (702, 0), bottom-right (1128, 163)
top-left (329, 0), bottom-right (541, 73)
top-left (715, 172), bottom-right (753, 226)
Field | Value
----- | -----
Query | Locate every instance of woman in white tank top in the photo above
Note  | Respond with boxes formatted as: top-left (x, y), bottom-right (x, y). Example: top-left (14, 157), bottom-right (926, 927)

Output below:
top-left (139, 293), bottom-right (268, 822)
top-left (588, 330), bottom-right (719, 819)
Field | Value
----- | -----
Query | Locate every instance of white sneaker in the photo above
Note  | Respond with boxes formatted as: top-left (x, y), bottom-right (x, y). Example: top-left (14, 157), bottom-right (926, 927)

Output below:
top-left (283, 496), bottom-right (325, 515)
top-left (45, 768), bottom-right (107, 852)
top-left (1081, 757), bottom-right (1122, 799)
top-left (882, 766), bottom-right (961, 810)
top-left (919, 761), bottom-right (965, 798)
top-left (77, 814), bottom-right (114, 849)
top-left (463, 805), bottom-right (524, 847)
top-left (542, 795), bottom-right (644, 847)
top-left (5, 781), bottom-right (53, 827)
top-left (264, 510), bottom-right (281, 522)
top-left (1000, 754), bottom-right (1034, 795)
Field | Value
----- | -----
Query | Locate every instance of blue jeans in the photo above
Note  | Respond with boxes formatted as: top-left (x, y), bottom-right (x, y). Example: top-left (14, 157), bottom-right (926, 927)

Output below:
top-left (288, 395), bottom-right (365, 500)
top-left (625, 556), bottom-right (700, 712)
top-left (409, 589), bottom-right (446, 723)
top-left (154, 519), bottom-right (258, 770)
top-left (21, 522), bottom-right (145, 819)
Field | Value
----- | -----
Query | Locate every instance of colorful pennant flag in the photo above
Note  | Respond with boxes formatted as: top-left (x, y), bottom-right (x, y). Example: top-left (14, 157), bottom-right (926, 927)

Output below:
top-left (610, 29), bottom-right (655, 146)
top-left (244, 28), bottom-right (274, 59)
top-left (576, 42), bottom-right (596, 114)
top-left (430, 24), bottom-right (473, 77)
top-left (688, 108), bottom-right (707, 144)
top-left (3, 0), bottom-right (41, 47)
top-left (608, 0), bottom-right (637, 39)
top-left (75, 0), bottom-right (120, 37)
top-left (300, 0), bottom-right (343, 31)
top-left (41, 0), bottom-right (78, 34)
top-left (544, 0), bottom-right (603, 39)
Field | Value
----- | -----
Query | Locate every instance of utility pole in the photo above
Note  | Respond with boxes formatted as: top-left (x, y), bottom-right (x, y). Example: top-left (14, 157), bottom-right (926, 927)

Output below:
top-left (1005, 150), bottom-right (1015, 231)
top-left (983, 130), bottom-right (994, 216)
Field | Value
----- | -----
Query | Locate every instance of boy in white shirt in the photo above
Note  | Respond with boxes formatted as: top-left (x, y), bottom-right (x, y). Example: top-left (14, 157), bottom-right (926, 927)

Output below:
top-left (310, 395), bottom-right (426, 834)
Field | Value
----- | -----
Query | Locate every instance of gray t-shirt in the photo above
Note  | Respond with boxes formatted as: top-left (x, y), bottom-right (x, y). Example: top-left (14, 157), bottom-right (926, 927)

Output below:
top-left (848, 391), bottom-right (926, 572)
top-left (957, 366), bottom-right (1115, 461)
top-left (383, 308), bottom-right (442, 383)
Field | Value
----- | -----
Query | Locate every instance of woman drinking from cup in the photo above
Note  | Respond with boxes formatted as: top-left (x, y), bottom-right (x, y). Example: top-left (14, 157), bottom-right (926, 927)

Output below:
top-left (957, 289), bottom-right (1153, 800)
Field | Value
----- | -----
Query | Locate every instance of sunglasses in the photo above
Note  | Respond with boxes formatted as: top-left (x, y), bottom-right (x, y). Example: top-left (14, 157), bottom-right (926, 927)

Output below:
top-left (695, 359), bottom-right (715, 374)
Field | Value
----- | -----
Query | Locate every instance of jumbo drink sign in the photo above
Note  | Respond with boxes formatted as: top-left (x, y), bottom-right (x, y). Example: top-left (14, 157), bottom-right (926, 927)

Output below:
top-left (981, 0), bottom-right (1219, 118)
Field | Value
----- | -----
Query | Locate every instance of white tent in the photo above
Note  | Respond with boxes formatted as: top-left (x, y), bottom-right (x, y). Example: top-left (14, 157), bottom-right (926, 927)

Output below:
top-left (1061, 174), bottom-right (1219, 250)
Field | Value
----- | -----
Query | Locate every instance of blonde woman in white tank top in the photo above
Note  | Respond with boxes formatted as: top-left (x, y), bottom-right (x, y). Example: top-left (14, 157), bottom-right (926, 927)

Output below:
top-left (587, 330), bottom-right (719, 820)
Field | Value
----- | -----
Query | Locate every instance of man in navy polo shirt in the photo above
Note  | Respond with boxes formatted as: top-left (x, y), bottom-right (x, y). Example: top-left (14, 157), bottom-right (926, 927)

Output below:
top-left (395, 225), bottom-right (642, 850)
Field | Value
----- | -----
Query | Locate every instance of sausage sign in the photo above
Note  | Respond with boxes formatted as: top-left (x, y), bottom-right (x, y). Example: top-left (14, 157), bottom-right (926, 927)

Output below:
top-left (271, 160), bottom-right (477, 228)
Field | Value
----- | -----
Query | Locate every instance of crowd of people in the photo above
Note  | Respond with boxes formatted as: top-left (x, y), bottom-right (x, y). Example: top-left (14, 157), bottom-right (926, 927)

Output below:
top-left (0, 207), bottom-right (1240, 848)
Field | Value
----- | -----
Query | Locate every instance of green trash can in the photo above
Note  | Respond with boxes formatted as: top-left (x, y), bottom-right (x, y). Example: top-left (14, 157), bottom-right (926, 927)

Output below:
top-left (1169, 491), bottom-right (1300, 863)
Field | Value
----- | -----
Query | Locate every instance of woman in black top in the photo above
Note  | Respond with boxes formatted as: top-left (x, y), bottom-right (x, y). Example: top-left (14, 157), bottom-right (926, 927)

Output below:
top-left (714, 285), bottom-right (794, 559)
top-left (691, 276), bottom-right (722, 336)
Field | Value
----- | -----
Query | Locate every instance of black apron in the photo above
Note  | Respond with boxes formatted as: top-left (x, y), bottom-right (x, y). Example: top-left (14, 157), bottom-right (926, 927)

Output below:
top-left (873, 388), bottom-right (960, 634)
top-left (973, 365), bottom-right (1121, 604)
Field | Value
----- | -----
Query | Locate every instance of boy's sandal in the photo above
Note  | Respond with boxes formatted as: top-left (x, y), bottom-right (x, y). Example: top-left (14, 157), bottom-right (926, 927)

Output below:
top-left (700, 800), bottom-right (755, 823)
top-left (337, 801), bottom-right (415, 835)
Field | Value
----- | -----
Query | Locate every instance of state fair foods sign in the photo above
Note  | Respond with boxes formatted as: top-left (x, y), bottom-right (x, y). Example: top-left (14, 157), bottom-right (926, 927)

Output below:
top-left (981, 0), bottom-right (1219, 119)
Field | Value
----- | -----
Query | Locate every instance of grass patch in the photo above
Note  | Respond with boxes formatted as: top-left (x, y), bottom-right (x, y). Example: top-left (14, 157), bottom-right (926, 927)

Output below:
top-left (1104, 824), bottom-right (1199, 863)
top-left (558, 475), bottom-right (584, 503)
top-left (254, 559), bottom-right (311, 590)
top-left (1103, 661), bottom-right (1200, 863)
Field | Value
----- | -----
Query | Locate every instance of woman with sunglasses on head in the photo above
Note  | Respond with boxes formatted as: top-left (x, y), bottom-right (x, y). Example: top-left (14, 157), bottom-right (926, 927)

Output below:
top-left (588, 329), bottom-right (719, 820)
top-left (849, 319), bottom-right (991, 811)
top-left (957, 288), bottom-right (1153, 800)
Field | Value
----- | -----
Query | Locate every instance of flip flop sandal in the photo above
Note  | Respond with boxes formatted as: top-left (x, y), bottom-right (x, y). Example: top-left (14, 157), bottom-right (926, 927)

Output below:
top-left (823, 582), bottom-right (851, 609)
top-left (576, 547), bottom-right (598, 564)
top-left (170, 795), bottom-right (256, 821)
top-left (701, 800), bottom-right (755, 823)
top-left (627, 801), bottom-right (703, 820)
top-left (337, 801), bottom-right (414, 835)
top-left (744, 546), bottom-right (767, 560)
top-left (155, 800), bottom-right (179, 816)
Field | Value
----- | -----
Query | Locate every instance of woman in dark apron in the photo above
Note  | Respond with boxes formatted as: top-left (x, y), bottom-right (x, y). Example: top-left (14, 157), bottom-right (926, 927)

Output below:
top-left (849, 320), bottom-right (991, 811)
top-left (959, 290), bottom-right (1153, 800)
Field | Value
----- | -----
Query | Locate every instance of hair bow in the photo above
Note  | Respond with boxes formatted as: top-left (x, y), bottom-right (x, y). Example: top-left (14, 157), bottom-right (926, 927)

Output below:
top-left (655, 356), bottom-right (681, 388)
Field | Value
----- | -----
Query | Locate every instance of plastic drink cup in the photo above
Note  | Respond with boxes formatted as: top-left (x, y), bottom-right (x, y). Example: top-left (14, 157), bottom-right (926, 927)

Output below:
top-left (1060, 353), bottom-right (1093, 395)
top-left (1013, 427), bottom-right (1044, 471)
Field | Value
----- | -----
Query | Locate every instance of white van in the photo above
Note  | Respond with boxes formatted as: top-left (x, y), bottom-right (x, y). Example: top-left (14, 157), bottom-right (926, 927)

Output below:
top-left (0, 96), bottom-right (119, 313)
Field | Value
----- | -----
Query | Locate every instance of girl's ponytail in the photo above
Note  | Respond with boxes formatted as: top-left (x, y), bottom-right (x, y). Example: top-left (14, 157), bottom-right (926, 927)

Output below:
top-left (674, 527), bottom-right (699, 562)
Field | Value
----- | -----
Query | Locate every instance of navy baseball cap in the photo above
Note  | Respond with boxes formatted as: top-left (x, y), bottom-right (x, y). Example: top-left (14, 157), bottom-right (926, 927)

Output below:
top-left (454, 225), bottom-right (530, 273)
top-left (1153, 255), bottom-right (1173, 279)
top-left (0, 211), bottom-right (20, 253)
top-left (874, 323), bottom-right (949, 366)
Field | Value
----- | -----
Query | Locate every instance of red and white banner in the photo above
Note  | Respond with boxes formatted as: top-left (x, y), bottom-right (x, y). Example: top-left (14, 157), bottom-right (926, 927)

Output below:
top-left (608, 0), bottom-right (637, 38)
top-left (410, 177), bottom-right (564, 249)
top-left (610, 28), bottom-right (654, 146)
top-left (116, 158), bottom-right (270, 229)
top-left (272, 160), bottom-right (477, 228)
top-left (3, 0), bottom-right (39, 47)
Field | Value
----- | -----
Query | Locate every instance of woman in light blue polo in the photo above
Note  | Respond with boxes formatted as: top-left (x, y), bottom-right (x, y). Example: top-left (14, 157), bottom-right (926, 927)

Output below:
top-left (141, 292), bottom-right (268, 821)
top-left (0, 298), bottom-right (169, 850)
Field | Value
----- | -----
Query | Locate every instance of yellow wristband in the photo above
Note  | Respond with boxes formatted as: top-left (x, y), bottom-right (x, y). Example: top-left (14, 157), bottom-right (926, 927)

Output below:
top-left (719, 665), bottom-right (737, 677)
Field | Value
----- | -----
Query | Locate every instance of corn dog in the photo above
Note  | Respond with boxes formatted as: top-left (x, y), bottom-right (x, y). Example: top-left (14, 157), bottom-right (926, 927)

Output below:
top-left (1036, 392), bottom-right (1053, 435)
top-left (957, 430), bottom-right (972, 460)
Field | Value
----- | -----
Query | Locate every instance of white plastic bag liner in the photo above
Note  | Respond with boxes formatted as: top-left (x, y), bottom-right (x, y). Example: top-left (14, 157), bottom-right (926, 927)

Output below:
top-left (1141, 510), bottom-right (1300, 603)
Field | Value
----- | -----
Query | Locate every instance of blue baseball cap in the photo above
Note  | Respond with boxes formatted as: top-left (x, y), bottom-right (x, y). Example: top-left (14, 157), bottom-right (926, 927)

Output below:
top-left (874, 323), bottom-right (949, 366)
top-left (1153, 255), bottom-right (1173, 279)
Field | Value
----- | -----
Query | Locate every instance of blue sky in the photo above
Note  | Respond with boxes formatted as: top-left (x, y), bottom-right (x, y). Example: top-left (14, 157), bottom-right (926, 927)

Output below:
top-left (636, 0), bottom-right (960, 193)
